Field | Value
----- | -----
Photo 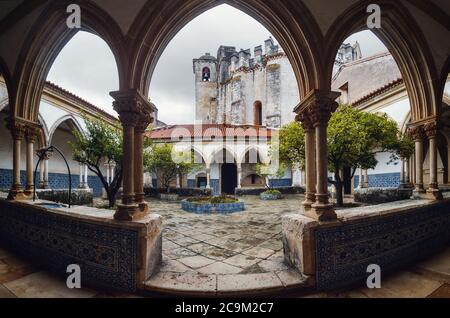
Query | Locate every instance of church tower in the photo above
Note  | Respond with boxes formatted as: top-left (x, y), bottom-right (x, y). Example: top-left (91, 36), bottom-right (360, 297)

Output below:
top-left (193, 53), bottom-right (218, 123)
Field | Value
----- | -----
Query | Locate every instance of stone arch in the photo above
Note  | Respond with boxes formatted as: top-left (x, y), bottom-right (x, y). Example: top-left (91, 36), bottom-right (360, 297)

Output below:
top-left (0, 56), bottom-right (12, 113)
top-left (207, 146), bottom-right (237, 165)
top-left (12, 0), bottom-right (127, 123)
top-left (48, 115), bottom-right (84, 145)
top-left (323, 0), bottom-right (439, 122)
top-left (129, 0), bottom-right (323, 100)
top-left (238, 145), bottom-right (269, 165)
top-left (37, 113), bottom-right (49, 148)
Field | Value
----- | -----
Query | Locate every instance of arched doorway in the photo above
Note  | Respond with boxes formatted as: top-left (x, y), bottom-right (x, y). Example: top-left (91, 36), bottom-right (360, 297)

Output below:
top-left (221, 163), bottom-right (237, 194)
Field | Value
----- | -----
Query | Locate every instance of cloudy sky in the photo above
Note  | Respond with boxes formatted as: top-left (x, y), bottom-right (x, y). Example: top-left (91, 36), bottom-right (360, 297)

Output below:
top-left (48, 4), bottom-right (387, 124)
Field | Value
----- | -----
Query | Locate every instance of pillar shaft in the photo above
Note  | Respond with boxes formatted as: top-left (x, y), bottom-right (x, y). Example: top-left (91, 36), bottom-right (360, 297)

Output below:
top-left (237, 164), bottom-right (242, 189)
top-left (424, 121), bottom-right (443, 199)
top-left (111, 89), bottom-right (155, 220)
top-left (294, 90), bottom-right (339, 221)
top-left (409, 125), bottom-right (426, 196)
top-left (7, 119), bottom-right (27, 200)
top-left (303, 127), bottom-right (316, 208)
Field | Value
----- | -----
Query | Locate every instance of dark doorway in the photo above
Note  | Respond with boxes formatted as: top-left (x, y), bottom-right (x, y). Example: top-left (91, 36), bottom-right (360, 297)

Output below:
top-left (197, 177), bottom-right (207, 188)
top-left (221, 163), bottom-right (237, 194)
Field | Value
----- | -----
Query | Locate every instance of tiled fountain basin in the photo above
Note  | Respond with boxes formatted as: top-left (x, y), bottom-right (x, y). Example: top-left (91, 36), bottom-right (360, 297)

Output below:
top-left (260, 192), bottom-right (283, 200)
top-left (181, 199), bottom-right (245, 214)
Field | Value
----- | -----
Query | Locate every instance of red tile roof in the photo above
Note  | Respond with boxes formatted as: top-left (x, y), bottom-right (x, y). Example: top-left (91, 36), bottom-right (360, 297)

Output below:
top-left (147, 124), bottom-right (275, 140)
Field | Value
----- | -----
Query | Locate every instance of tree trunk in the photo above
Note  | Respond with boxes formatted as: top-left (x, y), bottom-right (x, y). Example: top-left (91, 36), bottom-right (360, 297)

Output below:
top-left (334, 171), bottom-right (344, 207)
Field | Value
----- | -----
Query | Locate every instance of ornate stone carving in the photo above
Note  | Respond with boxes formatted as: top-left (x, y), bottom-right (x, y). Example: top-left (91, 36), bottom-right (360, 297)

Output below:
top-left (294, 90), bottom-right (340, 127)
top-left (407, 125), bottom-right (425, 141)
top-left (6, 118), bottom-right (27, 140)
top-left (26, 125), bottom-right (42, 143)
top-left (423, 121), bottom-right (438, 138)
top-left (110, 89), bottom-right (156, 128)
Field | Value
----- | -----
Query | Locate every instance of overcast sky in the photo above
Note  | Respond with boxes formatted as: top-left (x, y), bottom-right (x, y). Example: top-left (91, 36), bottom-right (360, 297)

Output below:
top-left (47, 4), bottom-right (387, 124)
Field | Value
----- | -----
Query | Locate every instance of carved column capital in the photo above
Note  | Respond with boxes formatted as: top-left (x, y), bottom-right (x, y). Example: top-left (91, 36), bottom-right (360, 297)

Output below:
top-left (407, 125), bottom-right (426, 141)
top-left (6, 118), bottom-right (27, 140)
top-left (26, 126), bottom-right (41, 143)
top-left (110, 89), bottom-right (156, 128)
top-left (424, 121), bottom-right (439, 139)
top-left (294, 90), bottom-right (340, 128)
top-left (36, 148), bottom-right (53, 160)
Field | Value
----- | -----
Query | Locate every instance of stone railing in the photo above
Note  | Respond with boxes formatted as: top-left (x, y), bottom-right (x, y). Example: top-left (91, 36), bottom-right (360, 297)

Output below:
top-left (0, 199), bottom-right (162, 292)
top-left (283, 196), bottom-right (450, 291)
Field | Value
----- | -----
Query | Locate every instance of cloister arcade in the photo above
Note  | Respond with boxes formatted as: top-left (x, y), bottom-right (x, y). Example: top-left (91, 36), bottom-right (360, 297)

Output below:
top-left (0, 0), bottom-right (448, 295)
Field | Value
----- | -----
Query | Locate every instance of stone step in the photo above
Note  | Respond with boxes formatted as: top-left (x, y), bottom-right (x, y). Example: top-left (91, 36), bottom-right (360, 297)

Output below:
top-left (142, 270), bottom-right (314, 297)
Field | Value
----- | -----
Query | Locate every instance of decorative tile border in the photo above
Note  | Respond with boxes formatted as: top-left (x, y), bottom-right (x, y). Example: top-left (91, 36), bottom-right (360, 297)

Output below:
top-left (0, 200), bottom-right (141, 292)
top-left (181, 199), bottom-right (245, 214)
top-left (314, 201), bottom-right (450, 290)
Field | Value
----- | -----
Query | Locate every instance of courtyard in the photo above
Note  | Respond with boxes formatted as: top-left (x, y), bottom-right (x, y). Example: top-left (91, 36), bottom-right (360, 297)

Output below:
top-left (0, 194), bottom-right (449, 298)
top-left (147, 195), bottom-right (310, 295)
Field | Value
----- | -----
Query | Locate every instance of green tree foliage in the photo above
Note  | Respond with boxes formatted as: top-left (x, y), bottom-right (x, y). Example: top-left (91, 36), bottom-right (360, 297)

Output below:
top-left (69, 117), bottom-right (123, 208)
top-left (277, 105), bottom-right (414, 207)
top-left (278, 121), bottom-right (305, 170)
top-left (144, 144), bottom-right (200, 193)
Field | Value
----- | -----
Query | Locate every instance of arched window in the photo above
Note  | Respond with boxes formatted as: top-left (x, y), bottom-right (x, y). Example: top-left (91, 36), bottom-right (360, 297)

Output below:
top-left (202, 67), bottom-right (211, 82)
top-left (253, 100), bottom-right (262, 125)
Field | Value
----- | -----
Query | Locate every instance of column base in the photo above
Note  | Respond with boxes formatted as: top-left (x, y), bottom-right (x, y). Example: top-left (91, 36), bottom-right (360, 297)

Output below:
top-left (302, 192), bottom-right (315, 209)
top-left (306, 204), bottom-right (337, 222)
top-left (7, 187), bottom-right (28, 201)
top-left (412, 186), bottom-right (426, 198)
top-left (399, 183), bottom-right (414, 189)
top-left (114, 203), bottom-right (146, 221)
top-left (425, 188), bottom-right (443, 200)
top-left (24, 185), bottom-right (34, 197)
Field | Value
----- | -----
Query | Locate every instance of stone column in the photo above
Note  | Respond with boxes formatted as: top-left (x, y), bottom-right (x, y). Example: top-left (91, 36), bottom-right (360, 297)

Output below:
top-left (79, 164), bottom-right (84, 188)
top-left (43, 157), bottom-right (49, 189)
top-left (358, 168), bottom-right (363, 188)
top-left (7, 119), bottom-right (27, 200)
top-left (363, 169), bottom-right (369, 188)
top-left (134, 114), bottom-right (153, 214)
top-left (405, 158), bottom-right (411, 185)
top-left (84, 165), bottom-right (88, 188)
top-left (424, 121), bottom-right (443, 200)
top-left (399, 158), bottom-right (406, 187)
top-left (409, 125), bottom-right (426, 196)
top-left (295, 90), bottom-right (339, 221)
top-left (24, 129), bottom-right (38, 196)
top-left (237, 163), bottom-right (242, 189)
top-left (206, 165), bottom-right (211, 189)
top-left (111, 89), bottom-right (155, 221)
top-left (296, 114), bottom-right (315, 209)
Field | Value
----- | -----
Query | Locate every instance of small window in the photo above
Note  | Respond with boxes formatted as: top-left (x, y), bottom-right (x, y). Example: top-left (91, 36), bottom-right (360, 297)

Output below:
top-left (202, 67), bottom-right (211, 82)
top-left (253, 101), bottom-right (262, 126)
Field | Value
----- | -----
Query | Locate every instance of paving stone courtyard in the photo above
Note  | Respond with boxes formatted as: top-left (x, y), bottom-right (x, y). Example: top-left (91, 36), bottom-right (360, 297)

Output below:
top-left (145, 195), bottom-right (310, 294)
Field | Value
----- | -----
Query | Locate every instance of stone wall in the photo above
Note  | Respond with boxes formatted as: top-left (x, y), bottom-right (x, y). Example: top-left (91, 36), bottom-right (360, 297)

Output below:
top-left (282, 198), bottom-right (450, 291)
top-left (354, 187), bottom-right (413, 204)
top-left (0, 199), bottom-right (162, 292)
top-left (0, 169), bottom-right (104, 197)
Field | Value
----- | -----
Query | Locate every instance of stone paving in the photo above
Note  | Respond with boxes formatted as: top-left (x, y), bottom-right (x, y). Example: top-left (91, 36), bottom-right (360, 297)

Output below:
top-left (145, 195), bottom-right (312, 295)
